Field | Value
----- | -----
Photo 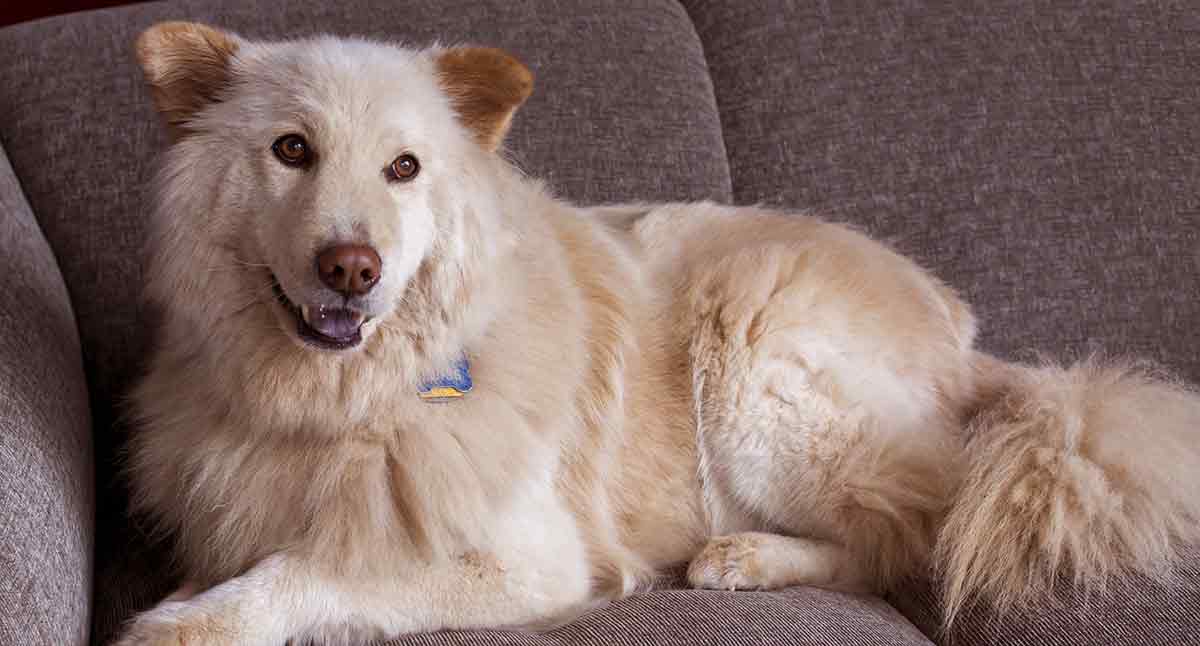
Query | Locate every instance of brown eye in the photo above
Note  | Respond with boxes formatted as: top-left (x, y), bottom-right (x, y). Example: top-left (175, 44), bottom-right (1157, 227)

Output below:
top-left (272, 134), bottom-right (310, 166)
top-left (389, 154), bottom-right (420, 181)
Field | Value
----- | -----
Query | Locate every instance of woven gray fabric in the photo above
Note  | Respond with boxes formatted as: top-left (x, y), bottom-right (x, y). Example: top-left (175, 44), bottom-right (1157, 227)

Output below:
top-left (890, 548), bottom-right (1200, 645)
top-left (379, 588), bottom-right (932, 646)
top-left (0, 142), bottom-right (93, 643)
top-left (683, 0), bottom-right (1200, 383)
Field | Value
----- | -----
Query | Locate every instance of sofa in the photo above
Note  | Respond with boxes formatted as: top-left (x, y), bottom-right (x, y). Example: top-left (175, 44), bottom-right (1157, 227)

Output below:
top-left (1, 1), bottom-right (1198, 644)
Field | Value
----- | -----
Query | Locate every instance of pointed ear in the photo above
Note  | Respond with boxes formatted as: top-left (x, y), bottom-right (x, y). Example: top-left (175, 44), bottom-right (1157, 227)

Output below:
top-left (434, 47), bottom-right (533, 151)
top-left (135, 21), bottom-right (241, 137)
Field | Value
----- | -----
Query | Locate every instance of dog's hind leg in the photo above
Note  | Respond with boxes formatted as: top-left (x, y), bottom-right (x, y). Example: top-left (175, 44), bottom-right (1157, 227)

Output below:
top-left (681, 231), bottom-right (973, 594)
top-left (686, 357), bottom-right (956, 595)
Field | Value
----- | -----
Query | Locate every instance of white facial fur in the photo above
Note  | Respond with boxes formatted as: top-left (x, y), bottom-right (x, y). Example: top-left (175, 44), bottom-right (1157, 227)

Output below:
top-left (145, 36), bottom-right (491, 351)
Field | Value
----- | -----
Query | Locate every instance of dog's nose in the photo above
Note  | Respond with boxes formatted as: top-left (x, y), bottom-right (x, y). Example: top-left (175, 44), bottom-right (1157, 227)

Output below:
top-left (316, 244), bottom-right (382, 296)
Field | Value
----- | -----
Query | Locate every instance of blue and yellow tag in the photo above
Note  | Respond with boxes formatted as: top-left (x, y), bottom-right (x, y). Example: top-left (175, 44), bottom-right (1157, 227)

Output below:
top-left (418, 356), bottom-right (473, 402)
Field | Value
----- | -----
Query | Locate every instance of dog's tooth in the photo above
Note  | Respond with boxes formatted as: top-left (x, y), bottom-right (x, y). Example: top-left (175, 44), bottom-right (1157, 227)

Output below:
top-left (301, 304), bottom-right (313, 325)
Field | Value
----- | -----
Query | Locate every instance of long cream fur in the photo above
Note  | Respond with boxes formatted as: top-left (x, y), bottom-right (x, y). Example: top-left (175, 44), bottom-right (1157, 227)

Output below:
top-left (115, 22), bottom-right (1200, 646)
top-left (938, 357), bottom-right (1200, 625)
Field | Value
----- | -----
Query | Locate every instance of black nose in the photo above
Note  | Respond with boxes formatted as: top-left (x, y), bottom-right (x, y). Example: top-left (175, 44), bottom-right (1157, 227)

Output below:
top-left (316, 244), bottom-right (381, 296)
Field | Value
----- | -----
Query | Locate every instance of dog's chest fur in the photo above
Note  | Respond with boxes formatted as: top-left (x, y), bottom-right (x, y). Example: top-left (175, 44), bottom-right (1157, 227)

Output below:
top-left (129, 203), bottom-right (713, 586)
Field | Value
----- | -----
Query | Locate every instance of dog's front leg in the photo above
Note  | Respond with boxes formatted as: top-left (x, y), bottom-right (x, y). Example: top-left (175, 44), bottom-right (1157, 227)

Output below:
top-left (115, 544), bottom-right (592, 645)
top-left (113, 553), bottom-right (301, 646)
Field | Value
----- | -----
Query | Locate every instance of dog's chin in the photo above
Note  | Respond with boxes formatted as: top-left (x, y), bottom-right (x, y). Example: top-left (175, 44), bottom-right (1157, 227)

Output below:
top-left (270, 280), bottom-right (371, 352)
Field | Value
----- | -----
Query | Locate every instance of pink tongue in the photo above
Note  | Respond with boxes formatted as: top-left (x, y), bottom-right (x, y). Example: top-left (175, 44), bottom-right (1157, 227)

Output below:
top-left (307, 307), bottom-right (362, 339)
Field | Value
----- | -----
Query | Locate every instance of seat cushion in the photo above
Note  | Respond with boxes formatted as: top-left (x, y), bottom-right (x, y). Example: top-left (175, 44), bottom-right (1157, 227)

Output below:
top-left (890, 548), bottom-right (1200, 646)
top-left (94, 572), bottom-right (933, 646)
top-left (683, 0), bottom-right (1200, 383)
top-left (379, 587), bottom-right (932, 646)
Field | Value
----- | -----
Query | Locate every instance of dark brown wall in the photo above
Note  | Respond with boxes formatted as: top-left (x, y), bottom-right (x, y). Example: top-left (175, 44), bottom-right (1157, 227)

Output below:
top-left (1, 1), bottom-right (147, 28)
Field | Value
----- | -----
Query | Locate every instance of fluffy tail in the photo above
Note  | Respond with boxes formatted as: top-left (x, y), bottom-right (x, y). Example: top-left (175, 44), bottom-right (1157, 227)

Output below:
top-left (937, 355), bottom-right (1200, 626)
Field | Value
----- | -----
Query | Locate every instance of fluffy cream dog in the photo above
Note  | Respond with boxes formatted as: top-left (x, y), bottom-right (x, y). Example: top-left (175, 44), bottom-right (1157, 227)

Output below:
top-left (118, 21), bottom-right (1200, 645)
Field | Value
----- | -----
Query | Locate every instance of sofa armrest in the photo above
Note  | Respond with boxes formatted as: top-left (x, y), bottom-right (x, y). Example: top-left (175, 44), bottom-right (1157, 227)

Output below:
top-left (0, 141), bottom-right (93, 645)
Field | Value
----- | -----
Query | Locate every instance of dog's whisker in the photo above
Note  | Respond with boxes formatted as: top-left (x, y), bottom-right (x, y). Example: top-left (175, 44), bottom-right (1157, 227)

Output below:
top-left (229, 258), bottom-right (273, 268)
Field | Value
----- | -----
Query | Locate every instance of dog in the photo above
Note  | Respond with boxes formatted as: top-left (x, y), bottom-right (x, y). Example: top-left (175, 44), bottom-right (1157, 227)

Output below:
top-left (117, 21), bottom-right (1200, 645)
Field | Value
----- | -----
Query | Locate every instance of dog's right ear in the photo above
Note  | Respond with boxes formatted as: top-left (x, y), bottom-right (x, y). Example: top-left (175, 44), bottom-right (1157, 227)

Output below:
top-left (136, 22), bottom-right (241, 137)
top-left (435, 47), bottom-right (534, 152)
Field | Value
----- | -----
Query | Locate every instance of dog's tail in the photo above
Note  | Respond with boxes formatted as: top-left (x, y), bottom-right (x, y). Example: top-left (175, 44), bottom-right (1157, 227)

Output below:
top-left (937, 354), bottom-right (1200, 626)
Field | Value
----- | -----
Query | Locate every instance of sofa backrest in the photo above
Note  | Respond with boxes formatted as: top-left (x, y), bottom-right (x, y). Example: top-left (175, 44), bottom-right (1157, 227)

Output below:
top-left (0, 0), bottom-right (1196, 507)
top-left (683, 0), bottom-right (1200, 380)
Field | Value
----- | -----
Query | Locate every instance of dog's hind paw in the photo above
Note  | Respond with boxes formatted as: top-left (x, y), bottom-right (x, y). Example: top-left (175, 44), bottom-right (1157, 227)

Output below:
top-left (687, 532), bottom-right (865, 593)
top-left (687, 533), bottom-right (774, 591)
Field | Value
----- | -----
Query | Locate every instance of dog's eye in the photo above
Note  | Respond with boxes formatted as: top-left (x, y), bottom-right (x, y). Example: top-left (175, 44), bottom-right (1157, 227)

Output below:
top-left (388, 154), bottom-right (420, 181)
top-left (272, 134), bottom-right (311, 167)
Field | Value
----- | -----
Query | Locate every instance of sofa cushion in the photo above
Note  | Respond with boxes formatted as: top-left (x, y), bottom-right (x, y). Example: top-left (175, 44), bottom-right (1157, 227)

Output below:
top-left (380, 588), bottom-right (933, 646)
top-left (890, 548), bottom-right (1200, 646)
top-left (683, 0), bottom-right (1200, 382)
top-left (0, 142), bottom-right (93, 645)
top-left (96, 577), bottom-right (933, 646)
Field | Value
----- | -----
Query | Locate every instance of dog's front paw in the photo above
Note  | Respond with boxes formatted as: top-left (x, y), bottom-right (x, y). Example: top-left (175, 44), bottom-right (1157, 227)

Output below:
top-left (112, 602), bottom-right (240, 646)
top-left (687, 534), bottom-right (770, 591)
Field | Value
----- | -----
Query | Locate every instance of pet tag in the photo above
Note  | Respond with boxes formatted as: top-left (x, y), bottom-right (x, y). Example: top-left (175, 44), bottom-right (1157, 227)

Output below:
top-left (418, 356), bottom-right (473, 402)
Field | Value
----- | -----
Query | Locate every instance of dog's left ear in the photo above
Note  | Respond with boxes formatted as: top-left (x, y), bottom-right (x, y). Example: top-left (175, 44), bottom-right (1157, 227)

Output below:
top-left (435, 47), bottom-right (534, 151)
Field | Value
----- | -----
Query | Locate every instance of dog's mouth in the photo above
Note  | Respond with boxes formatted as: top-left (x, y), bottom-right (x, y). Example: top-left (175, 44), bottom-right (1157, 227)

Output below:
top-left (271, 277), bottom-right (367, 351)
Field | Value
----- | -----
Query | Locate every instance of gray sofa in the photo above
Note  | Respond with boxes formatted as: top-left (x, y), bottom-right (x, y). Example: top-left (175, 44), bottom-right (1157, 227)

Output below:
top-left (2, 1), bottom-right (1198, 644)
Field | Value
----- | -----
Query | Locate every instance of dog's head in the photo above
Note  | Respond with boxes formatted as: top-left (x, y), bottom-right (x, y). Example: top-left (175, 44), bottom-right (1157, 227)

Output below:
top-left (135, 22), bottom-right (531, 353)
